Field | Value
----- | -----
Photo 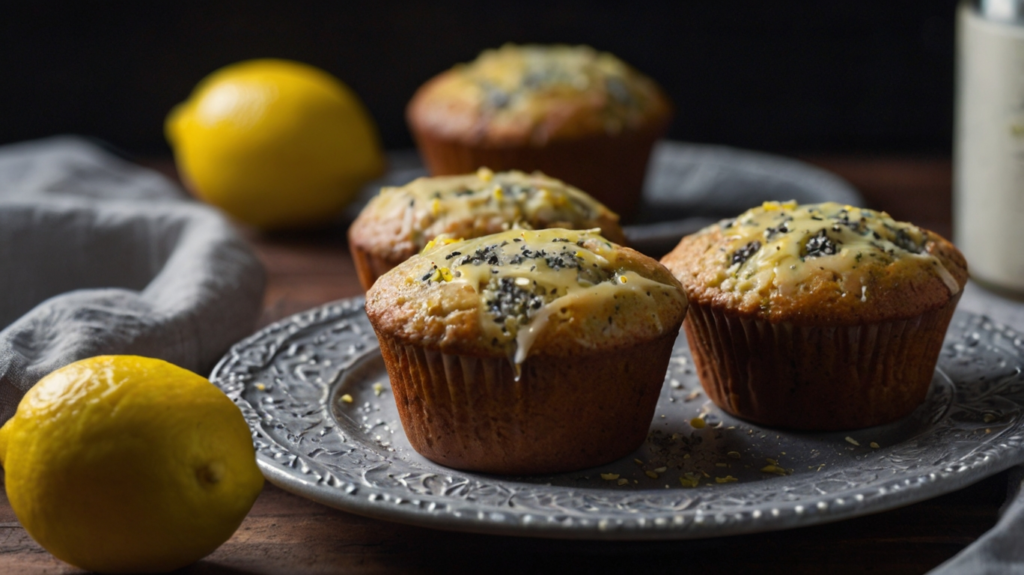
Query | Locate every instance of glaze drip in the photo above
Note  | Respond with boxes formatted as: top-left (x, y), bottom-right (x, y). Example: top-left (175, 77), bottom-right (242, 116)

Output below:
top-left (417, 228), bottom-right (684, 370)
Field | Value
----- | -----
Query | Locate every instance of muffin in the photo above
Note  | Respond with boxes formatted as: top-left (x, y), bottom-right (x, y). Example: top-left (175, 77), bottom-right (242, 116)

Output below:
top-left (407, 44), bottom-right (673, 217)
top-left (365, 228), bottom-right (688, 474)
top-left (349, 168), bottom-right (625, 290)
top-left (660, 201), bottom-right (968, 431)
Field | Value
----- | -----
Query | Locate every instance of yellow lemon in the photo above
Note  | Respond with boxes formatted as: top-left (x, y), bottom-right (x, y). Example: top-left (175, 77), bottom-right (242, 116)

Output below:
top-left (166, 59), bottom-right (385, 230)
top-left (0, 356), bottom-right (264, 573)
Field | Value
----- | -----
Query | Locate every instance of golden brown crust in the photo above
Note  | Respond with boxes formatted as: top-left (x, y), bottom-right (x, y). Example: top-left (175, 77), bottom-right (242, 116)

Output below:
top-left (405, 45), bottom-right (673, 147)
top-left (407, 76), bottom-right (673, 147)
top-left (349, 198), bottom-right (625, 270)
top-left (660, 217), bottom-right (968, 326)
top-left (349, 170), bottom-right (626, 290)
top-left (366, 231), bottom-right (686, 358)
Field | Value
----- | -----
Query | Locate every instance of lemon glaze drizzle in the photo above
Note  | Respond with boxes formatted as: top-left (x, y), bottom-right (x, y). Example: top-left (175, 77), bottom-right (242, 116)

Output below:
top-left (374, 168), bottom-right (608, 249)
top-left (419, 228), bottom-right (682, 375)
top-left (710, 202), bottom-right (960, 298)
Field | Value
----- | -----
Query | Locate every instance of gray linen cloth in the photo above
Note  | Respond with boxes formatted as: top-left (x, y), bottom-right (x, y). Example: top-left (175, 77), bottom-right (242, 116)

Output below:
top-left (931, 467), bottom-right (1024, 574)
top-left (0, 137), bottom-right (265, 423)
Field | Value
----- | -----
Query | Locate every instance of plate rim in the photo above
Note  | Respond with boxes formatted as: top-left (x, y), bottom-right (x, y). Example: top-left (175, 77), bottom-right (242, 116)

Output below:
top-left (211, 298), bottom-right (1024, 541)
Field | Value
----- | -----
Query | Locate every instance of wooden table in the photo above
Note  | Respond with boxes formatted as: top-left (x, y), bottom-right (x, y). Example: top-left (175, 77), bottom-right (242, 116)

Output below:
top-left (2, 156), bottom-right (1004, 574)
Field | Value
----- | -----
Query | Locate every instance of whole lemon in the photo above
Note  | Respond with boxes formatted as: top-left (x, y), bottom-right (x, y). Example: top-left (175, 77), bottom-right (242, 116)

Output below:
top-left (0, 356), bottom-right (264, 573)
top-left (166, 59), bottom-right (385, 230)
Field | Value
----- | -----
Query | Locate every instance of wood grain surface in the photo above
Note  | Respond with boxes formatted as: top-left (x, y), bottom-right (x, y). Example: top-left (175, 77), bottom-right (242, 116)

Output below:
top-left (3, 156), bottom-right (1002, 575)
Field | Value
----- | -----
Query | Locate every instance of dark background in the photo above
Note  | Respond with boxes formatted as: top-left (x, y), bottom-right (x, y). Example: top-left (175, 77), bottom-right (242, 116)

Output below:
top-left (0, 1), bottom-right (960, 157)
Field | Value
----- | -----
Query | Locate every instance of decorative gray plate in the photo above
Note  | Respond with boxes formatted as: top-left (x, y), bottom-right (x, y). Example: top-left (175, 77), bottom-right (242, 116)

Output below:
top-left (346, 142), bottom-right (862, 256)
top-left (211, 300), bottom-right (1024, 540)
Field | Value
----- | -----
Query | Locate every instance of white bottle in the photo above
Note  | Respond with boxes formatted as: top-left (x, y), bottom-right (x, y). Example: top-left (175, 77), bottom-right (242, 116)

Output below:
top-left (954, 0), bottom-right (1024, 292)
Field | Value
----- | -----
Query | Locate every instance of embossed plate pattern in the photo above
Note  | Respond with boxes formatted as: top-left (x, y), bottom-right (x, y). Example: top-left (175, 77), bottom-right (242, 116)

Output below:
top-left (211, 299), bottom-right (1024, 540)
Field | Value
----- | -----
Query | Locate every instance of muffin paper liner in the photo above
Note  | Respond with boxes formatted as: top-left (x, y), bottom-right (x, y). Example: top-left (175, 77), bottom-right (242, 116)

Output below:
top-left (683, 293), bottom-right (963, 430)
top-left (375, 330), bottom-right (678, 475)
top-left (350, 241), bottom-right (398, 291)
top-left (410, 123), bottom-right (667, 218)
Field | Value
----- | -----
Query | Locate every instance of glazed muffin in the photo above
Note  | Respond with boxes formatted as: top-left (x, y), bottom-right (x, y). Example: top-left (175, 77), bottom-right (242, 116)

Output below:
top-left (365, 228), bottom-right (687, 474)
top-left (660, 201), bottom-right (968, 431)
top-left (348, 168), bottom-right (625, 290)
top-left (407, 44), bottom-right (673, 216)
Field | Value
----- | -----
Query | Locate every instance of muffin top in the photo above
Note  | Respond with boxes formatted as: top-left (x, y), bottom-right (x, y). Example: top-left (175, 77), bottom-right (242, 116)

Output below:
top-left (366, 228), bottom-right (687, 367)
top-left (407, 44), bottom-right (672, 145)
top-left (350, 168), bottom-right (625, 265)
top-left (660, 201), bottom-right (968, 325)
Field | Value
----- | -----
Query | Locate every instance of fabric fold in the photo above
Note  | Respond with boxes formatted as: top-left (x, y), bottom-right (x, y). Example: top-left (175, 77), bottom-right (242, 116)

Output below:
top-left (0, 137), bottom-right (265, 423)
